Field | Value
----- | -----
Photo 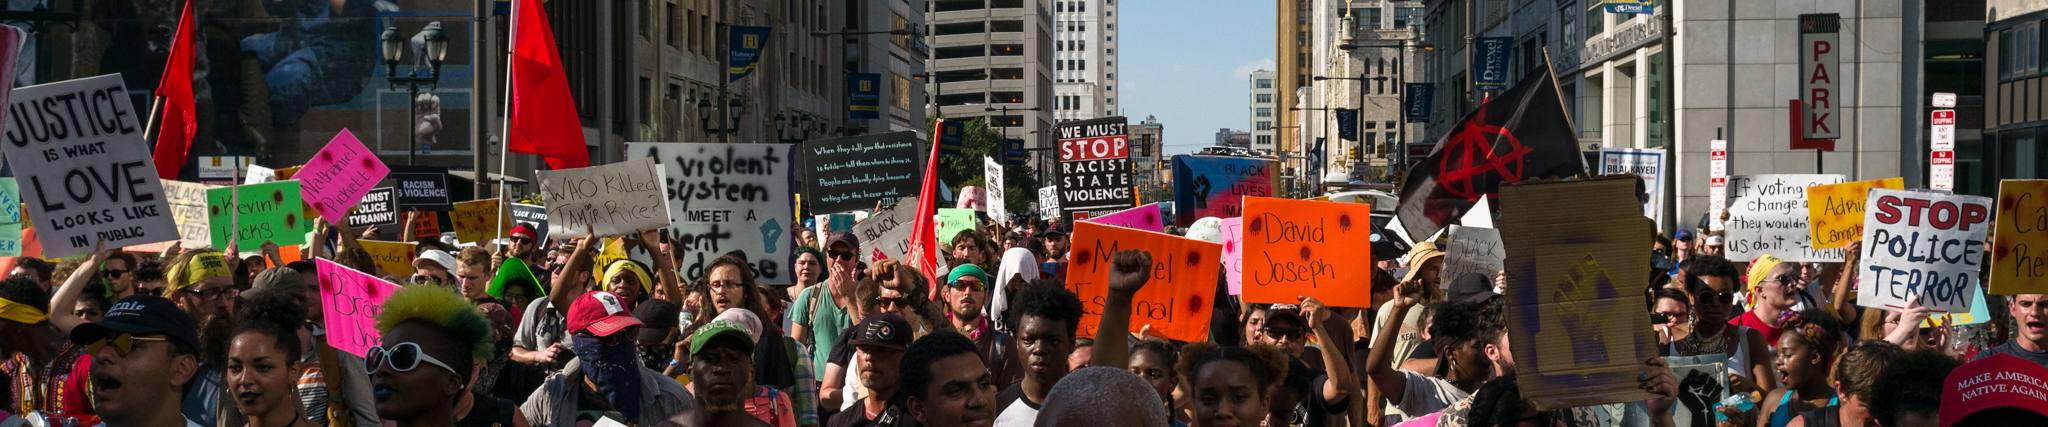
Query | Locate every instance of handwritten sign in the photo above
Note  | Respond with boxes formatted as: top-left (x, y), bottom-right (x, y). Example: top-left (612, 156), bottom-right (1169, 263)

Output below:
top-left (1172, 156), bottom-right (1273, 227)
top-left (1991, 180), bottom-right (2048, 294)
top-left (298, 129), bottom-right (390, 224)
top-left (450, 199), bottom-right (513, 244)
top-left (410, 213), bottom-right (443, 241)
top-left (1856, 188), bottom-right (1990, 314)
top-left (317, 258), bottom-right (401, 357)
top-left (1443, 225), bottom-right (1505, 284)
top-left (1038, 186), bottom-right (1059, 219)
top-left (938, 208), bottom-right (977, 243)
top-left (630, 143), bottom-right (795, 283)
top-left (854, 197), bottom-right (919, 263)
top-left (390, 166), bottom-right (452, 211)
top-left (1725, 174), bottom-right (1846, 262)
top-left (0, 223), bottom-right (20, 257)
top-left (0, 179), bottom-right (18, 224)
top-left (800, 132), bottom-right (924, 215)
top-left (163, 181), bottom-right (217, 248)
top-left (1221, 217), bottom-right (1245, 295)
top-left (208, 181), bottom-right (310, 249)
top-left (1919, 283), bottom-right (1989, 327)
top-left (2, 75), bottom-right (180, 258)
top-left (537, 157), bottom-right (672, 239)
top-left (348, 188), bottom-right (397, 228)
top-left (1805, 178), bottom-right (1903, 249)
top-left (1085, 203), bottom-right (1165, 232)
top-left (1499, 176), bottom-right (1657, 410)
top-left (984, 157), bottom-right (1006, 219)
top-left (1065, 221), bottom-right (1219, 342)
top-left (1239, 197), bottom-right (1375, 307)
top-left (356, 240), bottom-right (417, 277)
top-left (510, 203), bottom-right (548, 242)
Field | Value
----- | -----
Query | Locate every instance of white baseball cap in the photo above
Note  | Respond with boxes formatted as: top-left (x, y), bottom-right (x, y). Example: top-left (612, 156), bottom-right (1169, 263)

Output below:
top-left (414, 250), bottom-right (456, 271)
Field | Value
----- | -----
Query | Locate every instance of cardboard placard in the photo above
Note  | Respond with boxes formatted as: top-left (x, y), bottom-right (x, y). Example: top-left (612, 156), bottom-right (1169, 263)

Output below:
top-left (0, 178), bottom-right (19, 223)
top-left (1084, 203), bottom-right (1165, 232)
top-left (1221, 217), bottom-right (1245, 295)
top-left (207, 181), bottom-right (310, 249)
top-left (537, 157), bottom-right (672, 239)
top-left (1056, 117), bottom-right (1135, 219)
top-left (357, 240), bottom-right (417, 277)
top-left (1991, 180), bottom-right (2048, 295)
top-left (1805, 178), bottom-right (1904, 249)
top-left (1038, 186), bottom-right (1060, 219)
top-left (1725, 175), bottom-right (1846, 262)
top-left (391, 166), bottom-right (453, 211)
top-left (630, 143), bottom-right (796, 284)
top-left (0, 223), bottom-right (20, 257)
top-left (410, 213), bottom-right (443, 241)
top-left (510, 203), bottom-right (548, 242)
top-left (450, 199), bottom-right (514, 244)
top-left (1065, 221), bottom-right (1219, 342)
top-left (799, 132), bottom-right (924, 215)
top-left (162, 181), bottom-right (217, 248)
top-left (348, 188), bottom-right (398, 228)
top-left (1856, 188), bottom-right (1990, 314)
top-left (1239, 197), bottom-right (1375, 307)
top-left (2, 75), bottom-right (180, 258)
top-left (984, 157), bottom-right (1006, 219)
top-left (1443, 225), bottom-right (1505, 284)
top-left (1173, 156), bottom-right (1274, 227)
top-left (317, 258), bottom-right (401, 357)
top-left (299, 129), bottom-right (390, 224)
top-left (1499, 176), bottom-right (1657, 410)
top-left (1667, 354), bottom-right (1730, 427)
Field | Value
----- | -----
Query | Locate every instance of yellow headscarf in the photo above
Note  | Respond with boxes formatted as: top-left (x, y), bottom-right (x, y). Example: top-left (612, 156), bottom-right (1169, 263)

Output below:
top-left (603, 260), bottom-right (653, 293)
top-left (166, 252), bottom-right (231, 295)
top-left (1744, 254), bottom-right (1784, 310)
top-left (0, 296), bottom-right (47, 324)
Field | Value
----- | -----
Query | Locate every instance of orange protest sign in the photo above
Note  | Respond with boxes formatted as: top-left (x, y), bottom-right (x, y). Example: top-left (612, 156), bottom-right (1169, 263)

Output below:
top-left (1992, 180), bottom-right (2048, 294)
top-left (1065, 221), bottom-right (1220, 342)
top-left (1806, 177), bottom-right (1903, 249)
top-left (1239, 197), bottom-right (1375, 307)
top-left (410, 212), bottom-right (443, 241)
top-left (451, 199), bottom-right (514, 244)
top-left (357, 240), bottom-right (418, 277)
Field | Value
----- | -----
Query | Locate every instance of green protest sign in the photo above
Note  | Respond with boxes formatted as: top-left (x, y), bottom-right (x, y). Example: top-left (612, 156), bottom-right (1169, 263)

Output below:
top-left (208, 181), bottom-right (310, 249)
top-left (938, 208), bottom-right (976, 242)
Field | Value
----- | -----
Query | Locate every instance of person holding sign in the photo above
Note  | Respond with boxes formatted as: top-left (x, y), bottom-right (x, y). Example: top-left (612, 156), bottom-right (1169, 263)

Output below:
top-left (1365, 278), bottom-right (1500, 425)
top-left (367, 286), bottom-right (528, 427)
top-left (68, 294), bottom-right (204, 427)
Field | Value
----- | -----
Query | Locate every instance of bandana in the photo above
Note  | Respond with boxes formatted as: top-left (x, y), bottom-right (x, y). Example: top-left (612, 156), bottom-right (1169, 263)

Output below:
top-left (1778, 311), bottom-right (1839, 370)
top-left (166, 252), bottom-right (231, 294)
top-left (0, 297), bottom-right (47, 324)
top-left (603, 260), bottom-right (653, 294)
top-left (573, 334), bottom-right (644, 421)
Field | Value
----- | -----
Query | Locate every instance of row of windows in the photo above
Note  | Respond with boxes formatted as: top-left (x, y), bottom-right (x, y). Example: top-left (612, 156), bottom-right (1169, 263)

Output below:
top-left (2003, 22), bottom-right (2043, 80)
top-left (1256, 121), bottom-right (1272, 130)
top-left (1351, 6), bottom-right (1424, 31)
top-left (1255, 93), bottom-right (1273, 103)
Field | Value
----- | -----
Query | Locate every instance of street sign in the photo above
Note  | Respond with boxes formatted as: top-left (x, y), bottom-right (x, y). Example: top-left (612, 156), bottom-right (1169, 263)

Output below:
top-left (1931, 110), bottom-right (1956, 126)
top-left (1932, 92), bottom-right (1957, 108)
top-left (1709, 139), bottom-right (1729, 232)
top-left (1933, 110), bottom-right (1956, 151)
top-left (1932, 150), bottom-right (1956, 191)
top-left (1799, 14), bottom-right (1841, 140)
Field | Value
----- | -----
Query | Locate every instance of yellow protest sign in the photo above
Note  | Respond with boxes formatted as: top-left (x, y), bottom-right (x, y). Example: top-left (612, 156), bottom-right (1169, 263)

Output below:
top-left (451, 199), bottom-right (514, 244)
top-left (1806, 177), bottom-right (1903, 249)
top-left (357, 240), bottom-right (418, 277)
top-left (1992, 180), bottom-right (2048, 294)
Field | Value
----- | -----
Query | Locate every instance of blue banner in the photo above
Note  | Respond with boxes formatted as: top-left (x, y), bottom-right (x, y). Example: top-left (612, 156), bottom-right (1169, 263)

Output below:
top-left (1603, 0), bottom-right (1654, 14)
top-left (729, 26), bottom-right (771, 82)
top-left (1475, 36), bottom-right (1513, 87)
top-left (848, 73), bottom-right (881, 119)
top-left (1336, 109), bottom-right (1359, 141)
top-left (1404, 83), bottom-right (1434, 123)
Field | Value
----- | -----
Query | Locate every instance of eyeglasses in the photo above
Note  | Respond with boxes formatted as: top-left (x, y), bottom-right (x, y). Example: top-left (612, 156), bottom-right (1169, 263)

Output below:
top-left (828, 251), bottom-right (857, 261)
top-left (1261, 326), bottom-right (1305, 340)
top-left (86, 333), bottom-right (168, 357)
top-left (366, 342), bottom-right (459, 376)
top-left (949, 279), bottom-right (984, 292)
top-left (1697, 291), bottom-right (1735, 305)
top-left (103, 269), bottom-right (128, 278)
top-left (138, 287), bottom-right (165, 297)
top-left (410, 275), bottom-right (437, 285)
top-left (876, 296), bottom-right (911, 311)
top-left (193, 287), bottom-right (238, 301)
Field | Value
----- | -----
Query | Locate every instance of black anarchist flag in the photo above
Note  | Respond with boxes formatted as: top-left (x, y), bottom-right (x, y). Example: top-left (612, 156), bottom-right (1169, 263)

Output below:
top-left (1396, 66), bottom-right (1586, 240)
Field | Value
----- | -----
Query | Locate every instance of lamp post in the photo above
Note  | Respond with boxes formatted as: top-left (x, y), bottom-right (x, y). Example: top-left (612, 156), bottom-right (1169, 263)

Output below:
top-left (381, 24), bottom-right (449, 166)
top-left (698, 96), bottom-right (746, 142)
top-left (774, 111), bottom-right (823, 143)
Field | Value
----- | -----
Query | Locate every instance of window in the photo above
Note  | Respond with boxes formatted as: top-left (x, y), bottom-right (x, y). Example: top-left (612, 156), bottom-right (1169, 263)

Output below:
top-left (936, 46), bottom-right (984, 59)
top-left (892, 75), bottom-right (911, 111)
top-left (639, 0), bottom-right (650, 37)
top-left (936, 22), bottom-right (985, 35)
top-left (1257, 78), bottom-right (1273, 88)
top-left (1056, 60), bottom-right (1064, 70)
top-left (1585, 3), bottom-right (1603, 38)
top-left (1562, 10), bottom-right (1577, 54)
top-left (1257, 135), bottom-right (1272, 145)
top-left (1107, 97), bottom-right (1113, 104)
top-left (1078, 1), bottom-right (1085, 12)
top-left (1394, 6), bottom-right (1422, 29)
top-left (1106, 48), bottom-right (1114, 55)
top-left (1257, 121), bottom-right (1272, 130)
top-left (2002, 29), bottom-right (2015, 80)
top-left (1256, 94), bottom-right (1273, 103)
top-left (1056, 1), bottom-right (1063, 12)
top-left (992, 20), bottom-right (1024, 32)
top-left (1078, 60), bottom-right (1086, 69)
top-left (666, 2), bottom-right (679, 47)
top-left (1257, 107), bottom-right (1273, 117)
top-left (638, 77), bottom-right (651, 122)
top-left (1357, 7), bottom-right (1383, 31)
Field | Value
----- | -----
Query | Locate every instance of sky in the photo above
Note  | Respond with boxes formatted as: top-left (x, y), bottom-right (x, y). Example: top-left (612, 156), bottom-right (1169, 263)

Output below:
top-left (1118, 0), bottom-right (1275, 156)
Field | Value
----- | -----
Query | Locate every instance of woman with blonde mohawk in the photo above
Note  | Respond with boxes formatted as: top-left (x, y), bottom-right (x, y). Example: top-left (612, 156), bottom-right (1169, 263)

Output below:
top-left (369, 285), bottom-right (531, 427)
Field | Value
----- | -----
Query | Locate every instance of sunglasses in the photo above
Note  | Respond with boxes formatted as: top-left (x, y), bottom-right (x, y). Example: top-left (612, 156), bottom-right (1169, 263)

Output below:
top-left (511, 237), bottom-right (535, 244)
top-left (103, 269), bottom-right (128, 278)
top-left (1261, 326), bottom-right (1305, 340)
top-left (949, 279), bottom-right (984, 292)
top-left (366, 342), bottom-right (459, 376)
top-left (87, 333), bottom-right (168, 357)
top-left (1697, 291), bottom-right (1736, 305)
top-left (876, 296), bottom-right (911, 310)
top-left (829, 251), bottom-right (857, 261)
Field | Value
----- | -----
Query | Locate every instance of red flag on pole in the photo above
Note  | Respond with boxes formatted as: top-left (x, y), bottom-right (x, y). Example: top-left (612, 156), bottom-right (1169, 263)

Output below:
top-left (907, 119), bottom-right (945, 296)
top-left (506, 0), bottom-right (589, 170)
top-left (151, 0), bottom-right (197, 180)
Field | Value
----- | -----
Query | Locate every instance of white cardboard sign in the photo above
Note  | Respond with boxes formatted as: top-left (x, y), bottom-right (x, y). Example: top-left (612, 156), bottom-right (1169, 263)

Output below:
top-left (2, 74), bottom-right (179, 257)
top-left (1855, 188), bottom-right (1990, 314)
top-left (537, 157), bottom-right (673, 239)
top-left (1724, 174), bottom-right (1846, 262)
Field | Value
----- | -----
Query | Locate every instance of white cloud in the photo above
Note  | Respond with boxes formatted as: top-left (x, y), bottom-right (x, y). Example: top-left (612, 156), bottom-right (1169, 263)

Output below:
top-left (1233, 59), bottom-right (1276, 80)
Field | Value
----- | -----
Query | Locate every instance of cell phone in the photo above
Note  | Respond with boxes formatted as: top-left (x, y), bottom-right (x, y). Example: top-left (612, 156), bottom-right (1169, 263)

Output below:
top-left (1651, 313), bottom-right (1671, 325)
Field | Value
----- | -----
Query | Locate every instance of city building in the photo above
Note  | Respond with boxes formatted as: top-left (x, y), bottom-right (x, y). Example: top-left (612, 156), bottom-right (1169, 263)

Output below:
top-left (1323, 1), bottom-right (1422, 181)
top-left (1251, 70), bottom-right (1279, 151)
top-left (1053, 0), bottom-right (1119, 121)
top-left (1214, 128), bottom-right (1251, 148)
top-left (1133, 115), bottom-right (1164, 190)
top-left (1277, 0), bottom-right (1315, 164)
top-left (927, 0), bottom-right (1058, 174)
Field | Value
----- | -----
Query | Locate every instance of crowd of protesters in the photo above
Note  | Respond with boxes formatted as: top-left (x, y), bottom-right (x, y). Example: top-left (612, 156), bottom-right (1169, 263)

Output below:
top-left (0, 204), bottom-right (2042, 427)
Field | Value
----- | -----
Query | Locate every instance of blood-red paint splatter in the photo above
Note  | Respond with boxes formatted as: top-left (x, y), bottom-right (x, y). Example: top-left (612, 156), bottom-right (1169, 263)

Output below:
top-left (1188, 295), bottom-right (1205, 313)
top-left (320, 152), bottom-right (334, 162)
top-left (1249, 217), bottom-right (1264, 233)
top-left (1186, 251), bottom-right (1202, 266)
top-left (311, 202), bottom-right (325, 212)
top-left (1338, 215), bottom-right (1354, 232)
top-left (1075, 250), bottom-right (1093, 264)
top-left (1144, 212), bottom-right (1157, 224)
top-left (285, 214), bottom-right (299, 229)
top-left (271, 190), bottom-right (285, 203)
top-left (210, 205), bottom-right (220, 216)
top-left (361, 158), bottom-right (376, 169)
top-left (1299, 246), bottom-right (1312, 260)
top-left (365, 284), bottom-right (381, 298)
top-left (319, 276), bottom-right (334, 292)
top-left (1224, 241), bottom-right (1236, 252)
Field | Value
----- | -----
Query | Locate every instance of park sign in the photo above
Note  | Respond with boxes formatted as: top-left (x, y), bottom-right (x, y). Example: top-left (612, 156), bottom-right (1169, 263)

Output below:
top-left (1056, 116), bottom-right (1136, 221)
top-left (800, 132), bottom-right (924, 215)
top-left (631, 143), bottom-right (797, 284)
top-left (1799, 14), bottom-right (1841, 140)
top-left (1855, 188), bottom-right (1989, 314)
top-left (2, 74), bottom-right (179, 258)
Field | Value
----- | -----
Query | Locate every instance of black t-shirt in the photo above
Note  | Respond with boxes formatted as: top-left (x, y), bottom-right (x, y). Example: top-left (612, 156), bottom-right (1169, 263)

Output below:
top-left (829, 326), bottom-right (860, 367)
top-left (826, 397), bottom-right (923, 427)
top-left (994, 383), bottom-right (1040, 421)
top-left (456, 390), bottom-right (516, 427)
top-left (1287, 362), bottom-right (1350, 427)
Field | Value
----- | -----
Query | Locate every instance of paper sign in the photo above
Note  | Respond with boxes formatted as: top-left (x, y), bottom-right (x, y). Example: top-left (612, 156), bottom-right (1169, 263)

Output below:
top-left (1499, 176), bottom-right (1658, 410)
top-left (1221, 217), bottom-right (1245, 295)
top-left (410, 213), bottom-right (443, 241)
top-left (317, 258), bottom-right (401, 357)
top-left (1172, 156), bottom-right (1274, 227)
top-left (1065, 221), bottom-right (1220, 342)
top-left (1084, 203), bottom-right (1165, 232)
top-left (1597, 148), bottom-right (1667, 226)
top-left (1919, 283), bottom-right (1989, 327)
top-left (207, 181), bottom-right (311, 249)
top-left (630, 143), bottom-right (796, 284)
top-left (800, 132), bottom-right (925, 215)
top-left (1856, 188), bottom-right (1990, 314)
top-left (1666, 354), bottom-right (1730, 427)
top-left (2, 75), bottom-right (180, 258)
top-left (391, 167), bottom-right (453, 211)
top-left (938, 208), bottom-right (977, 242)
top-left (1239, 197), bottom-right (1375, 307)
top-left (163, 181), bottom-right (217, 248)
top-left (1038, 186), bottom-right (1060, 219)
top-left (537, 157), bottom-right (673, 239)
top-left (245, 165), bottom-right (276, 185)
top-left (985, 157), bottom-right (1006, 219)
top-left (299, 129), bottom-right (390, 224)
top-left (450, 199), bottom-right (513, 244)
top-left (348, 188), bottom-right (398, 228)
top-left (854, 197), bottom-right (920, 263)
top-left (0, 179), bottom-right (19, 223)
top-left (1991, 180), bottom-right (2048, 295)
top-left (1805, 178), bottom-right (1904, 249)
top-left (1443, 225), bottom-right (1505, 284)
top-left (0, 223), bottom-right (20, 257)
top-left (1725, 175), bottom-right (1847, 262)
top-left (357, 240), bottom-right (417, 277)
top-left (510, 203), bottom-right (548, 242)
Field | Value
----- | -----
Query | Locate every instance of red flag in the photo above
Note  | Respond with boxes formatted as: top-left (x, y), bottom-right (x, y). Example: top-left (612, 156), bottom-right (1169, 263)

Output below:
top-left (908, 120), bottom-right (945, 296)
top-left (151, 0), bottom-right (197, 180)
top-left (506, 0), bottom-right (589, 169)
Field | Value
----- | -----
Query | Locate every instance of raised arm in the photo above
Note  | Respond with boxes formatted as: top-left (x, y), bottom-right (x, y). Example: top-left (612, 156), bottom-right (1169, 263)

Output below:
top-left (1829, 241), bottom-right (1862, 325)
top-left (640, 229), bottom-right (684, 306)
top-left (1090, 249), bottom-right (1151, 370)
top-left (1365, 277), bottom-right (1426, 405)
top-left (1302, 296), bottom-right (1354, 404)
top-left (49, 240), bottom-right (113, 334)
top-left (549, 227), bottom-right (599, 312)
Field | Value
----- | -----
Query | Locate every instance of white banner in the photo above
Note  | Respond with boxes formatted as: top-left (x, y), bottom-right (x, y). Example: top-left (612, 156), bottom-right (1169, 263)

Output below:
top-left (1856, 188), bottom-right (1990, 314)
top-left (2, 74), bottom-right (180, 257)
top-left (985, 157), bottom-right (1005, 220)
top-left (629, 143), bottom-right (795, 283)
top-left (537, 157), bottom-right (672, 239)
top-left (1724, 174), bottom-right (1845, 262)
top-left (1599, 147), bottom-right (1666, 227)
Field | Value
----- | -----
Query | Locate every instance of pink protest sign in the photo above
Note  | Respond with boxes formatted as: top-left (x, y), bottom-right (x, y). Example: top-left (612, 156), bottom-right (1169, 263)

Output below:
top-left (1084, 203), bottom-right (1164, 232)
top-left (1221, 217), bottom-right (1244, 295)
top-left (300, 129), bottom-right (390, 225)
top-left (318, 258), bottom-right (400, 357)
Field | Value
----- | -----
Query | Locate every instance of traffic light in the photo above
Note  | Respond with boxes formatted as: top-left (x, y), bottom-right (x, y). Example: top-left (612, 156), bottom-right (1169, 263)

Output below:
top-left (1349, 146), bottom-right (1362, 161)
top-left (1139, 137), bottom-right (1152, 157)
top-left (1377, 143), bottom-right (1390, 158)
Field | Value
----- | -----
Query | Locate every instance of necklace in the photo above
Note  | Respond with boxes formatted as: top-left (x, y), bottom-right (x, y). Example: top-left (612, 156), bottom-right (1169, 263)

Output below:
top-left (1680, 324), bottom-right (1730, 355)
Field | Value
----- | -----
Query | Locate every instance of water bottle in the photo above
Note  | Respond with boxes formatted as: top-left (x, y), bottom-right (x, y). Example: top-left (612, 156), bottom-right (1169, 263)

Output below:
top-left (1714, 391), bottom-right (1760, 422)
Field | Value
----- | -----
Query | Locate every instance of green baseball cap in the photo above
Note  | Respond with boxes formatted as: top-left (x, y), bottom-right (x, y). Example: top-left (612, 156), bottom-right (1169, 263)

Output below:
top-left (689, 319), bottom-right (755, 357)
top-left (946, 264), bottom-right (989, 287)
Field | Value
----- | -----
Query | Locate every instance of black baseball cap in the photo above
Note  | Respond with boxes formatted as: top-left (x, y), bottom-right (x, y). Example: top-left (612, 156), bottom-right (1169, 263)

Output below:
top-left (1447, 273), bottom-right (1500, 304)
top-left (70, 295), bottom-right (201, 352)
top-left (850, 313), bottom-right (913, 350)
top-left (634, 298), bottom-right (682, 342)
top-left (827, 232), bottom-right (860, 252)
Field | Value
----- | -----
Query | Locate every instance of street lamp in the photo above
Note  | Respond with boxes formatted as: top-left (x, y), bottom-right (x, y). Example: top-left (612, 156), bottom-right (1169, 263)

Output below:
top-left (698, 96), bottom-right (746, 141)
top-left (382, 23), bottom-right (448, 165)
top-left (774, 112), bottom-right (817, 143)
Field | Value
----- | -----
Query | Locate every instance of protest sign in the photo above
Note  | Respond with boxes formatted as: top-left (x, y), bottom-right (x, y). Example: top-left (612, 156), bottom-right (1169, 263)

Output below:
top-left (1498, 176), bottom-right (1657, 410)
top-left (631, 143), bottom-right (796, 283)
top-left (390, 166), bottom-right (452, 211)
top-left (1918, 283), bottom-right (1989, 327)
top-left (1805, 178), bottom-right (1903, 250)
top-left (356, 240), bottom-right (417, 277)
top-left (854, 197), bottom-right (919, 263)
top-left (1172, 155), bottom-right (1273, 227)
top-left (1443, 225), bottom-right (1505, 284)
top-left (1991, 180), bottom-right (2048, 294)
top-left (1666, 354), bottom-right (1730, 427)
top-left (1065, 221), bottom-right (1219, 342)
top-left (510, 203), bottom-right (548, 241)
top-left (208, 181), bottom-right (310, 248)
top-left (537, 157), bottom-right (672, 239)
top-left (1, 75), bottom-right (180, 258)
top-left (317, 258), bottom-right (401, 357)
top-left (0, 179), bottom-right (18, 224)
top-left (1725, 174), bottom-right (1846, 262)
top-left (450, 199), bottom-right (513, 244)
top-left (348, 188), bottom-right (397, 229)
top-left (410, 213), bottom-right (443, 241)
top-left (1597, 148), bottom-right (1666, 226)
top-left (814, 214), bottom-right (855, 237)
top-left (1856, 188), bottom-right (1990, 314)
top-left (1038, 186), bottom-right (1059, 219)
top-left (1239, 197), bottom-right (1375, 307)
top-left (984, 157), bottom-right (1005, 219)
top-left (298, 129), bottom-right (390, 224)
top-left (0, 223), bottom-right (20, 257)
top-left (1056, 117), bottom-right (1135, 220)
top-left (1221, 217), bottom-right (1245, 295)
top-left (163, 181), bottom-right (216, 248)
top-left (938, 208), bottom-right (977, 242)
top-left (800, 132), bottom-right (923, 215)
top-left (1084, 203), bottom-right (1164, 232)
top-left (245, 165), bottom-right (276, 185)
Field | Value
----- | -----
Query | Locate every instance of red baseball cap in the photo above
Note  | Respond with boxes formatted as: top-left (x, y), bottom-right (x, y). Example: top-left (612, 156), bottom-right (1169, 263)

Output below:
top-left (566, 291), bottom-right (643, 337)
top-left (509, 225), bottom-right (539, 240)
top-left (1942, 353), bottom-right (2048, 427)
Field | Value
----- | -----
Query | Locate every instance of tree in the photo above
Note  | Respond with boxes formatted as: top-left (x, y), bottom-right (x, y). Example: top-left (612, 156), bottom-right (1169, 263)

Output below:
top-left (924, 116), bottom-right (1041, 216)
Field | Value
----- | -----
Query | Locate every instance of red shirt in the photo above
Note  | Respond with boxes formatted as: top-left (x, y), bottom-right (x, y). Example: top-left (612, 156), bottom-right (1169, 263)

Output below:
top-left (1732, 311), bottom-right (1783, 349)
top-left (2, 343), bottom-right (95, 419)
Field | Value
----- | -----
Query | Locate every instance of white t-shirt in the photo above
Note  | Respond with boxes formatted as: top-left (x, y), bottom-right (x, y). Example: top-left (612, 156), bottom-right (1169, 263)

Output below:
top-left (1396, 370), bottom-right (1470, 424)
